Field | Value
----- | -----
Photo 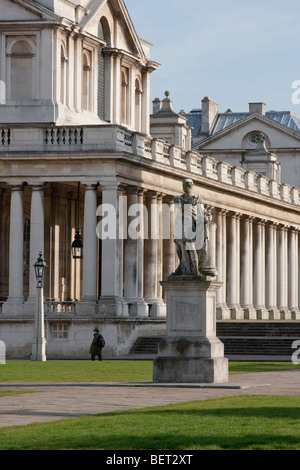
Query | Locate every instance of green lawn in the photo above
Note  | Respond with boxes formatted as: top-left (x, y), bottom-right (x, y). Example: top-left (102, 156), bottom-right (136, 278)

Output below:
top-left (0, 395), bottom-right (300, 450)
top-left (0, 360), bottom-right (299, 450)
top-left (0, 360), bottom-right (299, 383)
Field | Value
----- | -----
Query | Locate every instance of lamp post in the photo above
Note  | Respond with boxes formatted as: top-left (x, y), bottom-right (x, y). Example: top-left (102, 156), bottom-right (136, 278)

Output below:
top-left (31, 251), bottom-right (47, 361)
top-left (71, 182), bottom-right (83, 259)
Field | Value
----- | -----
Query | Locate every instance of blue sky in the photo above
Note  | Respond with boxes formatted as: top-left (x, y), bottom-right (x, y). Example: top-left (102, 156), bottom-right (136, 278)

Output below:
top-left (125, 0), bottom-right (300, 115)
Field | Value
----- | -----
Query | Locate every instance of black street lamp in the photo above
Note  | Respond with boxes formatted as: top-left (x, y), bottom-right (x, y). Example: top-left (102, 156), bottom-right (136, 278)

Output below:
top-left (34, 251), bottom-right (47, 288)
top-left (72, 182), bottom-right (83, 259)
top-left (32, 251), bottom-right (47, 361)
top-left (72, 229), bottom-right (83, 259)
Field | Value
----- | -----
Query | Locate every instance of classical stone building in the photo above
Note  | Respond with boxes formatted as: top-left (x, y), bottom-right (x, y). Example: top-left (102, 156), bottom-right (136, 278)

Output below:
top-left (181, 97), bottom-right (300, 187)
top-left (1, 0), bottom-right (300, 359)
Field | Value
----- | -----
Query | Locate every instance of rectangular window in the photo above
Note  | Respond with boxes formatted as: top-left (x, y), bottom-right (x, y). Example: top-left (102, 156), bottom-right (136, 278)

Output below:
top-left (52, 323), bottom-right (69, 340)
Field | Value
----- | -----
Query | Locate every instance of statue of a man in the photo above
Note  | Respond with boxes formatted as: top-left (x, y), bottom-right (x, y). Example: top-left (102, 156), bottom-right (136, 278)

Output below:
top-left (173, 179), bottom-right (211, 276)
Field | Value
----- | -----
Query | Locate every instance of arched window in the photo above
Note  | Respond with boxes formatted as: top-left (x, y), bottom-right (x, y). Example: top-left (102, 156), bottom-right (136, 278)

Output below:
top-left (121, 67), bottom-right (129, 125)
top-left (135, 77), bottom-right (142, 132)
top-left (82, 50), bottom-right (91, 111)
top-left (9, 38), bottom-right (35, 100)
top-left (60, 42), bottom-right (68, 105)
top-left (98, 17), bottom-right (111, 120)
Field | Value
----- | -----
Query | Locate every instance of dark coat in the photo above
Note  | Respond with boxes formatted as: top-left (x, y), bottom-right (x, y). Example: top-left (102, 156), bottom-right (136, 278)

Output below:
top-left (89, 332), bottom-right (103, 355)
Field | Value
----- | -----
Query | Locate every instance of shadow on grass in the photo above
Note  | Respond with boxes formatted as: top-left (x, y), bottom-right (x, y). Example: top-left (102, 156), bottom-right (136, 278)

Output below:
top-left (2, 403), bottom-right (300, 450)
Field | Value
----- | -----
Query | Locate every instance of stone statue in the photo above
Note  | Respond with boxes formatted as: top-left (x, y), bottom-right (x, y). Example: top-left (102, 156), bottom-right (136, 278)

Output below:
top-left (172, 179), bottom-right (212, 276)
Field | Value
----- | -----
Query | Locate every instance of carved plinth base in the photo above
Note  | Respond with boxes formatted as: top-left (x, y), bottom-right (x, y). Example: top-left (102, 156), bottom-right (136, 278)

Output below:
top-left (153, 276), bottom-right (229, 383)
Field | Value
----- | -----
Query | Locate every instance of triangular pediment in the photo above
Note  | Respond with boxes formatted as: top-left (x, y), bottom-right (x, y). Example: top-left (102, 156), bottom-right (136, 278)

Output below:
top-left (1, 0), bottom-right (58, 21)
top-left (194, 113), bottom-right (300, 151)
top-left (80, 0), bottom-right (147, 60)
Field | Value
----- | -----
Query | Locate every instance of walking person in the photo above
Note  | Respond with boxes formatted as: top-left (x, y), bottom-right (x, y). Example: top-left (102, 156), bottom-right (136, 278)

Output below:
top-left (89, 327), bottom-right (104, 361)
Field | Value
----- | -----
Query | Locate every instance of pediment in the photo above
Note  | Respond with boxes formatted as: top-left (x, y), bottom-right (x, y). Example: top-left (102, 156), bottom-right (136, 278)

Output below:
top-left (194, 114), bottom-right (300, 151)
top-left (80, 0), bottom-right (146, 60)
top-left (1, 0), bottom-right (58, 21)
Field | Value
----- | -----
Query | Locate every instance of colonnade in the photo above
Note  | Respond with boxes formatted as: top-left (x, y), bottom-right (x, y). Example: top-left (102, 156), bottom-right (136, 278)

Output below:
top-left (2, 181), bottom-right (300, 320)
top-left (216, 209), bottom-right (300, 320)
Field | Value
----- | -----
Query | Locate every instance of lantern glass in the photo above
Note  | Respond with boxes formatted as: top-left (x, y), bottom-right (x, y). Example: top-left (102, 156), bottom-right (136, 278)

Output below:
top-left (34, 252), bottom-right (47, 286)
top-left (72, 229), bottom-right (83, 259)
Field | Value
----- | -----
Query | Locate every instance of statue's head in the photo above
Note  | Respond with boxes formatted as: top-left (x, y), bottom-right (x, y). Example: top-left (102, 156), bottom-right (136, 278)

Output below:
top-left (182, 178), bottom-right (193, 193)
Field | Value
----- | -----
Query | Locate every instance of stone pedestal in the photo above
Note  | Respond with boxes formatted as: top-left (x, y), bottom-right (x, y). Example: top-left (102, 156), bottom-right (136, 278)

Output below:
top-left (153, 276), bottom-right (228, 383)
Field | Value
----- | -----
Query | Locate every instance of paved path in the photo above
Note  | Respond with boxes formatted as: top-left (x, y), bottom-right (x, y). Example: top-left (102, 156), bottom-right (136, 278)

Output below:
top-left (0, 370), bottom-right (299, 428)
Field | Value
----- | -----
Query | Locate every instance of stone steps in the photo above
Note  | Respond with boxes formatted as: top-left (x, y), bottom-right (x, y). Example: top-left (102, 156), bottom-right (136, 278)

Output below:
top-left (129, 322), bottom-right (300, 357)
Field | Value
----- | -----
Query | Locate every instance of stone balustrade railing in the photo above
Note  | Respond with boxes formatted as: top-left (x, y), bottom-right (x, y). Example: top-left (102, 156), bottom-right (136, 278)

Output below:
top-left (45, 301), bottom-right (76, 315)
top-left (1, 124), bottom-right (300, 206)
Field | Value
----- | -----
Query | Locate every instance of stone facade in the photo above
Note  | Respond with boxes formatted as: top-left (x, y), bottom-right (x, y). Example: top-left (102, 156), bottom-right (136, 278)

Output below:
top-left (1, 1), bottom-right (300, 359)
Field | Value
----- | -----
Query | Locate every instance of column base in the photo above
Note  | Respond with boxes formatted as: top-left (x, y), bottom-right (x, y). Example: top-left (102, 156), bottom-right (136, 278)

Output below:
top-left (126, 300), bottom-right (148, 318)
top-left (243, 306), bottom-right (258, 320)
top-left (279, 308), bottom-right (292, 320)
top-left (268, 308), bottom-right (281, 320)
top-left (229, 305), bottom-right (244, 319)
top-left (290, 309), bottom-right (300, 320)
top-left (148, 301), bottom-right (166, 318)
top-left (2, 300), bottom-right (24, 316)
top-left (97, 296), bottom-right (128, 317)
top-left (216, 304), bottom-right (231, 320)
top-left (255, 306), bottom-right (269, 320)
top-left (23, 299), bottom-right (37, 317)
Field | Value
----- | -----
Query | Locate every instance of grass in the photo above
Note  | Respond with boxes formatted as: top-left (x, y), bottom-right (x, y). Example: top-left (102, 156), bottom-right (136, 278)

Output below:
top-left (0, 360), bottom-right (298, 383)
top-left (0, 395), bottom-right (300, 450)
top-left (0, 360), bottom-right (299, 450)
top-left (0, 360), bottom-right (154, 383)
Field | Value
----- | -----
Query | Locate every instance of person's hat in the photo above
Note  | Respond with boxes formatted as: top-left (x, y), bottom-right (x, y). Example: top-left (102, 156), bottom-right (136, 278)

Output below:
top-left (93, 327), bottom-right (99, 332)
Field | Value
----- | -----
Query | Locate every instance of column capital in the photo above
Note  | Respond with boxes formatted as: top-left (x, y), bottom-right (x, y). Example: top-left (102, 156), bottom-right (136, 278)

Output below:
top-left (10, 184), bottom-right (24, 192)
top-left (241, 214), bottom-right (255, 222)
top-left (99, 180), bottom-right (126, 192)
top-left (228, 210), bottom-right (242, 219)
top-left (162, 194), bottom-right (175, 204)
top-left (216, 207), bottom-right (229, 216)
top-left (254, 217), bottom-right (268, 226)
top-left (145, 189), bottom-right (159, 200)
top-left (84, 183), bottom-right (98, 191)
top-left (30, 183), bottom-right (45, 191)
top-left (126, 185), bottom-right (145, 195)
top-left (278, 223), bottom-right (290, 232)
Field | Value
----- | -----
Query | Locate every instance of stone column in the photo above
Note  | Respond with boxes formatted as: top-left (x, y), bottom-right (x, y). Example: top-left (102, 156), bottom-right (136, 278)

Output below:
top-left (28, 185), bottom-right (45, 301)
top-left (3, 185), bottom-right (24, 315)
top-left (226, 212), bottom-right (243, 318)
top-left (124, 186), bottom-right (147, 317)
top-left (162, 195), bottom-right (176, 281)
top-left (50, 186), bottom-right (60, 301)
top-left (144, 191), bottom-right (166, 317)
top-left (79, 184), bottom-right (98, 310)
top-left (288, 228), bottom-right (299, 318)
top-left (265, 222), bottom-right (279, 318)
top-left (240, 216), bottom-right (256, 318)
top-left (216, 209), bottom-right (230, 319)
top-left (277, 224), bottom-right (289, 317)
top-left (253, 219), bottom-right (268, 319)
top-left (97, 181), bottom-right (128, 316)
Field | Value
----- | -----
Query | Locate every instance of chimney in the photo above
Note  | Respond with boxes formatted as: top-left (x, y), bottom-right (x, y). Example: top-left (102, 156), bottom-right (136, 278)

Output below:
top-left (152, 98), bottom-right (162, 114)
top-left (201, 97), bottom-right (218, 135)
top-left (249, 102), bottom-right (266, 116)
